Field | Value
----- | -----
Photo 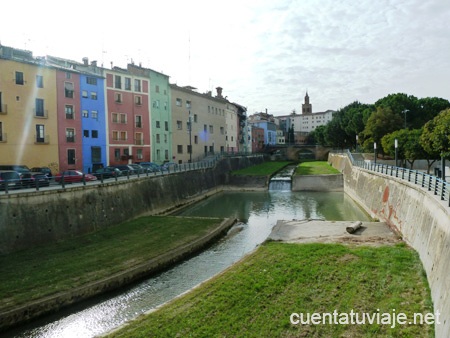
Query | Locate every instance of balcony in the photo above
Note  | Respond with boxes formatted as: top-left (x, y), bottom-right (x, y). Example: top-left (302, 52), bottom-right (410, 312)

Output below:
top-left (34, 109), bottom-right (49, 118)
top-left (134, 139), bottom-right (144, 145)
top-left (0, 133), bottom-right (7, 142)
top-left (35, 135), bottom-right (50, 144)
top-left (0, 104), bottom-right (7, 114)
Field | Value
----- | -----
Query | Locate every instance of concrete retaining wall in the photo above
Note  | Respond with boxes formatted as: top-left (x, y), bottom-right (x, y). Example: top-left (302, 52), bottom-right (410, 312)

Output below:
top-left (329, 153), bottom-right (450, 338)
top-left (0, 156), bottom-right (264, 254)
top-left (292, 174), bottom-right (343, 191)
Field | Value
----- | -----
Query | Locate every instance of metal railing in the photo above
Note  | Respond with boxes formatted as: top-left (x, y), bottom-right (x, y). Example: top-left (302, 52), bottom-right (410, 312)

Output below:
top-left (344, 150), bottom-right (450, 207)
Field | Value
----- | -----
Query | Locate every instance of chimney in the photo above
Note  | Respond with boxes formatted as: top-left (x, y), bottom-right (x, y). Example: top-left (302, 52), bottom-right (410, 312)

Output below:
top-left (91, 60), bottom-right (97, 67)
top-left (216, 86), bottom-right (223, 98)
top-left (82, 57), bottom-right (89, 65)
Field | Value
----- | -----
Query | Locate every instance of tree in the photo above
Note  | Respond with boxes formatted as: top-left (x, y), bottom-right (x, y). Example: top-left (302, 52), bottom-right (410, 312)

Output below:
top-left (420, 108), bottom-right (450, 159)
top-left (362, 107), bottom-right (403, 154)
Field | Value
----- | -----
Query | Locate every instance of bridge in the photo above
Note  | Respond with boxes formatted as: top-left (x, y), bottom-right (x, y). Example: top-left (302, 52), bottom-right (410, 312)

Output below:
top-left (265, 144), bottom-right (333, 161)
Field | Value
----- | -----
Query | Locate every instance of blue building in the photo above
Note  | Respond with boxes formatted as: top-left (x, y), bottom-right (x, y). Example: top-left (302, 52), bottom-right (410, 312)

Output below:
top-left (250, 120), bottom-right (277, 146)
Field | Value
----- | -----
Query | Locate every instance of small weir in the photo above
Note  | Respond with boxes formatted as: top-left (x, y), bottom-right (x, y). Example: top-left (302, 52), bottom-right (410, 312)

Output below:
top-left (268, 165), bottom-right (296, 191)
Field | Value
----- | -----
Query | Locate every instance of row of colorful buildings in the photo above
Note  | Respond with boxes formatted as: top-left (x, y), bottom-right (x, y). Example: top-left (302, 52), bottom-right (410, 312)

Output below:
top-left (0, 44), bottom-right (249, 174)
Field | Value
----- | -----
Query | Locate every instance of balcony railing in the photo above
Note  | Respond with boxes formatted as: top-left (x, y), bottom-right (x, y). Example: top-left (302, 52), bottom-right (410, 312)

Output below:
top-left (0, 104), bottom-right (7, 114)
top-left (134, 139), bottom-right (144, 145)
top-left (35, 135), bottom-right (50, 144)
top-left (34, 109), bottom-right (48, 118)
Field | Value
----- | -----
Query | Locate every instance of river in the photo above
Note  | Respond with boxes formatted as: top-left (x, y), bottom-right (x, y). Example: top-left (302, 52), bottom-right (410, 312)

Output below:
top-left (7, 190), bottom-right (370, 338)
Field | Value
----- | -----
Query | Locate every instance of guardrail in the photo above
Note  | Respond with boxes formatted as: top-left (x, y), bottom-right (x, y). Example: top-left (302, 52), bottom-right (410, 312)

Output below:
top-left (343, 150), bottom-right (450, 207)
top-left (0, 153), bottom-right (264, 195)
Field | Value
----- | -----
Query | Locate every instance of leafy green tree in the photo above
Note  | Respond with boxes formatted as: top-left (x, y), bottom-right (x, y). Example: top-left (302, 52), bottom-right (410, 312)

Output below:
top-left (420, 108), bottom-right (450, 159)
top-left (362, 107), bottom-right (403, 154)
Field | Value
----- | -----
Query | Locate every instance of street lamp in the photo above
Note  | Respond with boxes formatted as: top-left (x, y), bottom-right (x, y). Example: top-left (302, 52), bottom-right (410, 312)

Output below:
top-left (402, 109), bottom-right (409, 129)
top-left (355, 135), bottom-right (359, 152)
top-left (394, 138), bottom-right (398, 167)
top-left (188, 110), bottom-right (192, 163)
top-left (374, 142), bottom-right (377, 164)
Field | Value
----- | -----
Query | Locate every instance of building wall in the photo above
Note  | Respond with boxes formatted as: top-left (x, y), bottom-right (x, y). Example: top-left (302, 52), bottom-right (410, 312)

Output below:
top-left (0, 58), bottom-right (59, 171)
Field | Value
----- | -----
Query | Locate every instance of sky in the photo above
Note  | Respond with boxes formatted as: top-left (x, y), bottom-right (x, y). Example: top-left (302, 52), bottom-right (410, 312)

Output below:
top-left (1, 0), bottom-right (450, 116)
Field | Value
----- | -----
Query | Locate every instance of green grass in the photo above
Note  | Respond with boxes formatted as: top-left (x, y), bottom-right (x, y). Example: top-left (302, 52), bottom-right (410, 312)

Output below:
top-left (0, 216), bottom-right (222, 311)
top-left (296, 161), bottom-right (341, 175)
top-left (231, 161), bottom-right (292, 176)
top-left (107, 242), bottom-right (433, 338)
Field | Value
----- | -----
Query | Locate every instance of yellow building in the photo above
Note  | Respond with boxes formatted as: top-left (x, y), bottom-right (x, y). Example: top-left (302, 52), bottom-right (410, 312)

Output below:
top-left (0, 46), bottom-right (59, 172)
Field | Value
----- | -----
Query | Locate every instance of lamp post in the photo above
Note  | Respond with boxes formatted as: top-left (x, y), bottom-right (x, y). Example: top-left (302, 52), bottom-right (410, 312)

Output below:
top-left (188, 110), bottom-right (192, 163)
top-left (394, 138), bottom-right (398, 167)
top-left (374, 142), bottom-right (377, 164)
top-left (402, 109), bottom-right (409, 129)
top-left (355, 135), bottom-right (359, 152)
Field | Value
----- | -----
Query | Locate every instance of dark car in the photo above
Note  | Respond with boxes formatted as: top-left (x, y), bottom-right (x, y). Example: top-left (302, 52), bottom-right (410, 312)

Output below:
top-left (55, 170), bottom-right (97, 184)
top-left (161, 162), bottom-right (178, 172)
top-left (31, 167), bottom-right (53, 178)
top-left (93, 166), bottom-right (122, 179)
top-left (111, 165), bottom-right (135, 176)
top-left (0, 164), bottom-right (32, 187)
top-left (0, 170), bottom-right (22, 190)
top-left (137, 162), bottom-right (161, 172)
top-left (30, 172), bottom-right (50, 187)
top-left (128, 164), bottom-right (145, 174)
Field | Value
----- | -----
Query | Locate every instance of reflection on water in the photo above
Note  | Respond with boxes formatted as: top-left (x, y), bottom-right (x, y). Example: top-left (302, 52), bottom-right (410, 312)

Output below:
top-left (9, 191), bottom-right (369, 338)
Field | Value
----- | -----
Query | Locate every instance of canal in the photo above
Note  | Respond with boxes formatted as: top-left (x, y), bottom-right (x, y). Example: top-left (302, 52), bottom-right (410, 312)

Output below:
top-left (8, 190), bottom-right (370, 338)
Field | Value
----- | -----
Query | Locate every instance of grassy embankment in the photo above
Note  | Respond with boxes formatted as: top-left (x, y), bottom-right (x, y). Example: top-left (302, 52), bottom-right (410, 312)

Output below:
top-left (0, 216), bottom-right (223, 311)
top-left (107, 242), bottom-right (433, 338)
top-left (296, 160), bottom-right (341, 175)
top-left (231, 161), bottom-right (292, 176)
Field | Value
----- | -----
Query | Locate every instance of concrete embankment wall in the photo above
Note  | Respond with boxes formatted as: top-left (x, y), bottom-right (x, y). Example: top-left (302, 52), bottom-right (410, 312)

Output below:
top-left (329, 153), bottom-right (450, 338)
top-left (0, 156), bottom-right (264, 254)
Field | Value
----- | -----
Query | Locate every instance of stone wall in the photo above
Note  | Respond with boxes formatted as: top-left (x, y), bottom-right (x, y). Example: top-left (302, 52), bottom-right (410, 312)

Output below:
top-left (328, 153), bottom-right (450, 338)
top-left (0, 156), bottom-right (264, 254)
top-left (292, 174), bottom-right (343, 191)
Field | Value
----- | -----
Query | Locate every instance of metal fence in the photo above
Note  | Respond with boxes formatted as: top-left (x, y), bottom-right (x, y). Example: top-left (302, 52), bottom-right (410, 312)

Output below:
top-left (344, 150), bottom-right (450, 207)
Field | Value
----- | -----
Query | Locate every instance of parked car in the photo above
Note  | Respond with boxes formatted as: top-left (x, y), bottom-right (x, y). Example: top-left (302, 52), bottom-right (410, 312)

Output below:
top-left (111, 165), bottom-right (136, 176)
top-left (161, 162), bottom-right (178, 171)
top-left (30, 172), bottom-right (50, 187)
top-left (0, 170), bottom-right (22, 190)
top-left (137, 162), bottom-right (161, 172)
top-left (55, 170), bottom-right (97, 184)
top-left (93, 166), bottom-right (122, 179)
top-left (31, 167), bottom-right (53, 178)
top-left (128, 164), bottom-right (145, 174)
top-left (0, 164), bottom-right (32, 187)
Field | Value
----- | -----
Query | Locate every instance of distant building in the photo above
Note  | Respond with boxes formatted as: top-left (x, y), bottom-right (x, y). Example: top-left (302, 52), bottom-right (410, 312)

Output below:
top-left (251, 125), bottom-right (265, 152)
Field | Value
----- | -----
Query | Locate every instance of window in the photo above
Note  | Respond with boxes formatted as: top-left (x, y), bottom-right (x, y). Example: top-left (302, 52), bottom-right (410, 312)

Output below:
top-left (204, 124), bottom-right (207, 132)
top-left (186, 100), bottom-right (191, 109)
top-left (86, 77), bottom-right (97, 85)
top-left (112, 113), bottom-right (118, 123)
top-left (65, 105), bottom-right (74, 119)
top-left (15, 71), bottom-right (24, 85)
top-left (35, 98), bottom-right (45, 117)
top-left (120, 113), bottom-right (127, 124)
top-left (66, 72), bottom-right (72, 79)
top-left (0, 122), bottom-right (3, 142)
top-left (135, 132), bottom-right (143, 145)
top-left (153, 100), bottom-right (159, 108)
top-left (164, 134), bottom-right (167, 143)
top-left (177, 121), bottom-right (182, 130)
top-left (83, 130), bottom-right (89, 137)
top-left (120, 131), bottom-right (127, 141)
top-left (115, 93), bottom-right (122, 103)
top-left (177, 145), bottom-right (183, 154)
top-left (91, 110), bottom-right (98, 119)
top-left (64, 82), bottom-right (74, 98)
top-left (91, 92), bottom-right (97, 100)
top-left (68, 149), bottom-right (76, 165)
top-left (155, 85), bottom-right (160, 93)
top-left (125, 77), bottom-right (131, 90)
top-left (156, 134), bottom-right (160, 143)
top-left (66, 128), bottom-right (75, 142)
top-left (134, 79), bottom-right (141, 92)
top-left (114, 75), bottom-right (121, 89)
top-left (220, 126), bottom-right (224, 135)
top-left (156, 121), bottom-right (160, 128)
top-left (135, 115), bottom-right (142, 128)
top-left (112, 131), bottom-right (119, 140)
top-left (156, 149), bottom-right (161, 160)
top-left (136, 148), bottom-right (143, 160)
top-left (194, 135), bottom-right (198, 144)
top-left (187, 145), bottom-right (192, 154)
top-left (164, 101), bottom-right (167, 110)
top-left (123, 148), bottom-right (129, 156)
top-left (194, 114), bottom-right (198, 122)
top-left (36, 75), bottom-right (43, 88)
top-left (165, 150), bottom-right (169, 160)
top-left (92, 130), bottom-right (98, 138)
top-left (114, 149), bottom-right (121, 161)
top-left (165, 121), bottom-right (168, 131)
top-left (176, 98), bottom-right (182, 106)
top-left (209, 125), bottom-right (214, 134)
top-left (82, 110), bottom-right (89, 118)
top-left (36, 124), bottom-right (45, 143)
top-left (135, 96), bottom-right (142, 105)
top-left (82, 90), bottom-right (88, 98)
